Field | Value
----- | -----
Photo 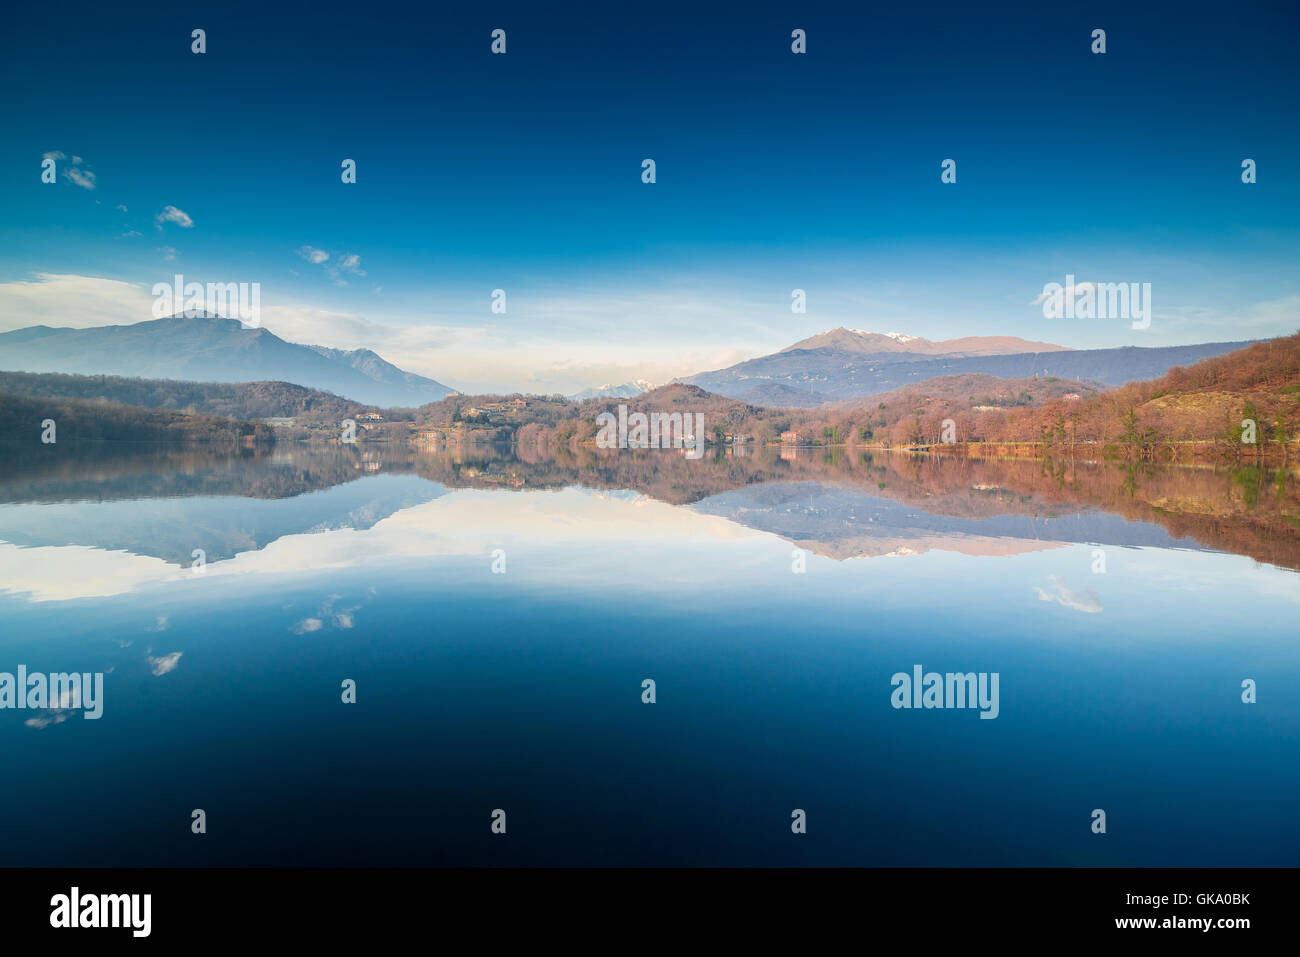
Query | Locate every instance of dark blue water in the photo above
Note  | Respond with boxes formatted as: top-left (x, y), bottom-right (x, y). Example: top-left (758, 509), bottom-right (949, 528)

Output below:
top-left (1, 449), bottom-right (1297, 866)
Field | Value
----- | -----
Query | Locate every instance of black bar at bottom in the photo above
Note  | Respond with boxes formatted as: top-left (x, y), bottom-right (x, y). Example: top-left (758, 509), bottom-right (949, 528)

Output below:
top-left (0, 867), bottom-right (1279, 944)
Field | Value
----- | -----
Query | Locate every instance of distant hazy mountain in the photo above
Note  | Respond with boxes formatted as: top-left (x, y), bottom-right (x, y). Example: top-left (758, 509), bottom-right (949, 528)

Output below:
top-left (781, 328), bottom-right (1071, 358)
top-left (0, 314), bottom-right (454, 407)
top-left (683, 328), bottom-right (1255, 403)
top-left (566, 379), bottom-right (654, 401)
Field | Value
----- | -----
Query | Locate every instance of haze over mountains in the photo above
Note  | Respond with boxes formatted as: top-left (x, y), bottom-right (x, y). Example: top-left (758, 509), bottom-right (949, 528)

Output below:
top-left (0, 314), bottom-right (455, 408)
top-left (684, 327), bottom-right (1256, 406)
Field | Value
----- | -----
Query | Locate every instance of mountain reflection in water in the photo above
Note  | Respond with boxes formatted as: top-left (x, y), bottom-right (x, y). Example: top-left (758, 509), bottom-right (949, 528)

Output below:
top-left (1, 441), bottom-right (1297, 573)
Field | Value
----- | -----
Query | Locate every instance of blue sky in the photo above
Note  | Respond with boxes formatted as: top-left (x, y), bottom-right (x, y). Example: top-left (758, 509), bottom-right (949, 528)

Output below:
top-left (1, 0), bottom-right (1297, 393)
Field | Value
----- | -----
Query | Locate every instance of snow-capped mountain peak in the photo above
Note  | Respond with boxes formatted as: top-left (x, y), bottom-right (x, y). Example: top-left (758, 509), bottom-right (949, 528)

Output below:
top-left (565, 379), bottom-right (656, 401)
top-left (846, 328), bottom-right (918, 344)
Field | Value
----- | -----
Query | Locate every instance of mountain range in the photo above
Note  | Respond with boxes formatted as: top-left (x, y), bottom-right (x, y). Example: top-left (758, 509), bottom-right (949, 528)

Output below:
top-left (683, 327), bottom-right (1255, 405)
top-left (0, 316), bottom-right (1267, 411)
top-left (565, 379), bottom-right (655, 401)
top-left (781, 329), bottom-right (1071, 357)
top-left (0, 314), bottom-right (455, 408)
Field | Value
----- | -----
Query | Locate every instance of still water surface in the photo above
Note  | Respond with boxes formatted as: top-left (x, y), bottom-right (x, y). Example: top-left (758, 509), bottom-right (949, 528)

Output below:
top-left (1, 443), bottom-right (1296, 865)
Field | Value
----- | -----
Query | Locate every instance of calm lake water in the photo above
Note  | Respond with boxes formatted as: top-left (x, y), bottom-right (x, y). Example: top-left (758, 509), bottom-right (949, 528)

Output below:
top-left (1, 442), bottom-right (1297, 866)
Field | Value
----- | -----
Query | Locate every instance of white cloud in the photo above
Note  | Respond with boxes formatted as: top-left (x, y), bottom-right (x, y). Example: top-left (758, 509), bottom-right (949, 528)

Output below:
top-left (0, 273), bottom-right (153, 333)
top-left (299, 247), bottom-right (366, 280)
top-left (64, 167), bottom-right (96, 190)
top-left (25, 713), bottom-right (69, 730)
top-left (115, 204), bottom-right (128, 212)
top-left (146, 651), bottom-right (183, 675)
top-left (42, 151), bottom-right (96, 189)
top-left (256, 302), bottom-right (486, 355)
top-left (297, 246), bottom-right (329, 265)
top-left (1158, 294), bottom-right (1300, 337)
top-left (155, 205), bottom-right (194, 229)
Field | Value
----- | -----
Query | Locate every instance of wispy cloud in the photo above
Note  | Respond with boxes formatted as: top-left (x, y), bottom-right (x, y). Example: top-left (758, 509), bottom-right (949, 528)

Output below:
top-left (0, 273), bottom-right (153, 332)
top-left (1155, 294), bottom-right (1300, 337)
top-left (155, 205), bottom-right (194, 229)
top-left (298, 247), bottom-right (366, 280)
top-left (1033, 575), bottom-right (1102, 613)
top-left (43, 151), bottom-right (97, 189)
top-left (145, 651), bottom-right (183, 676)
top-left (297, 245), bottom-right (329, 265)
top-left (64, 167), bottom-right (96, 190)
